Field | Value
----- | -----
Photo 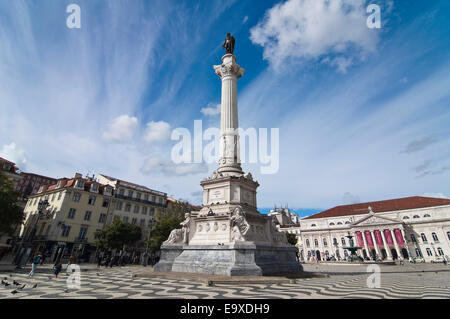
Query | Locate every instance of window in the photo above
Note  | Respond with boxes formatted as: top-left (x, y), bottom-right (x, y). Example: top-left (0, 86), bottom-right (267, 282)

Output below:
top-left (125, 204), bottom-right (131, 212)
top-left (341, 238), bottom-right (346, 246)
top-left (102, 200), bottom-right (109, 208)
top-left (134, 205), bottom-right (140, 214)
top-left (306, 239), bottom-right (310, 247)
top-left (140, 219), bottom-right (145, 227)
top-left (413, 215), bottom-right (420, 219)
top-left (432, 233), bottom-right (439, 242)
top-left (73, 192), bottom-right (81, 203)
top-left (128, 190), bottom-right (133, 197)
top-left (150, 208), bottom-right (155, 216)
top-left (78, 227), bottom-right (88, 240)
top-left (123, 216), bottom-right (129, 223)
top-left (51, 193), bottom-right (55, 201)
top-left (119, 188), bottom-right (124, 196)
top-left (314, 239), bottom-right (319, 247)
top-left (57, 192), bottom-right (62, 200)
top-left (323, 238), bottom-right (327, 246)
top-left (415, 248), bottom-right (422, 257)
top-left (137, 193), bottom-right (141, 200)
top-left (98, 213), bottom-right (106, 223)
top-left (152, 196), bottom-right (156, 202)
top-left (88, 196), bottom-right (96, 205)
top-left (78, 227), bottom-right (87, 239)
top-left (423, 214), bottom-right (431, 218)
top-left (410, 234), bottom-right (416, 243)
top-left (437, 248), bottom-right (444, 256)
top-left (92, 184), bottom-right (99, 192)
top-left (68, 208), bottom-right (76, 219)
top-left (421, 233), bottom-right (427, 243)
top-left (61, 226), bottom-right (71, 237)
top-left (116, 201), bottom-right (123, 210)
top-left (311, 224), bottom-right (316, 227)
top-left (75, 180), bottom-right (84, 189)
top-left (131, 218), bottom-right (137, 225)
top-left (104, 187), bottom-right (112, 196)
top-left (402, 216), bottom-right (409, 220)
top-left (144, 194), bottom-right (149, 201)
top-left (426, 248), bottom-right (433, 257)
top-left (333, 238), bottom-right (338, 245)
top-left (142, 207), bottom-right (148, 215)
top-left (84, 211), bottom-right (92, 221)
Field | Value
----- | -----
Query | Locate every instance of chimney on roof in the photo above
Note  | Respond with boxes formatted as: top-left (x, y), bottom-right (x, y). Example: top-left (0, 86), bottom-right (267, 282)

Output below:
top-left (74, 173), bottom-right (82, 179)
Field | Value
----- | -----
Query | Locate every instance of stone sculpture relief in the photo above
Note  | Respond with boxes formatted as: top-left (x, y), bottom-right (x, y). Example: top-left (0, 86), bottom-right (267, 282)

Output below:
top-left (230, 207), bottom-right (249, 242)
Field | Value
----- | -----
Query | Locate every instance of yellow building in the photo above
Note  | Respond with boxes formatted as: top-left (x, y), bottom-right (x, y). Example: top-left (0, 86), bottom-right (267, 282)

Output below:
top-left (20, 173), bottom-right (167, 263)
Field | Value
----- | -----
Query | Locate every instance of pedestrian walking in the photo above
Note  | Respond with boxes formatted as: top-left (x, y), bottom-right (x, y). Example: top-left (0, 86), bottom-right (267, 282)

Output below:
top-left (53, 263), bottom-right (62, 278)
top-left (29, 253), bottom-right (42, 277)
top-left (66, 255), bottom-right (75, 272)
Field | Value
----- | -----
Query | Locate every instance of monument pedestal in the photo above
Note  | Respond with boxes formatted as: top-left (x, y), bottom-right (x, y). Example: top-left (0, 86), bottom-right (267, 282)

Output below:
top-left (154, 243), bottom-right (302, 276)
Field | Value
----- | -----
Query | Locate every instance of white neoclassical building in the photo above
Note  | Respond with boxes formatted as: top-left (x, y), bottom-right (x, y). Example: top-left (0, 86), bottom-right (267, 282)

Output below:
top-left (299, 196), bottom-right (450, 263)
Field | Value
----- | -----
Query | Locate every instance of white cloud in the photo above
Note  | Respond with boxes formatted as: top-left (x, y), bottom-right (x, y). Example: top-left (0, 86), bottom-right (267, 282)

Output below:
top-left (141, 156), bottom-right (208, 177)
top-left (242, 16), bottom-right (249, 24)
top-left (342, 192), bottom-right (361, 205)
top-left (200, 103), bottom-right (221, 117)
top-left (0, 143), bottom-right (27, 170)
top-left (423, 193), bottom-right (448, 199)
top-left (102, 115), bottom-right (138, 143)
top-left (250, 0), bottom-right (379, 70)
top-left (143, 121), bottom-right (171, 143)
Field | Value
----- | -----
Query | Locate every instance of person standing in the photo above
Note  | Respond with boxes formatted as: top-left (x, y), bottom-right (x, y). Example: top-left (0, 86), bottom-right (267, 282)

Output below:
top-left (29, 253), bottom-right (42, 277)
top-left (53, 263), bottom-right (62, 278)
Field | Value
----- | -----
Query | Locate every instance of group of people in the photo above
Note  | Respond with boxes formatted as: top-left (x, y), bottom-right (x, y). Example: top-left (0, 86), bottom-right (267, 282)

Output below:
top-left (28, 253), bottom-right (75, 279)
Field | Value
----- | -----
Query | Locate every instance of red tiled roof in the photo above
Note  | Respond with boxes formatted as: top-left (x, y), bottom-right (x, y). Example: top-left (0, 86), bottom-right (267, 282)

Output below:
top-left (303, 196), bottom-right (450, 220)
top-left (0, 157), bottom-right (15, 165)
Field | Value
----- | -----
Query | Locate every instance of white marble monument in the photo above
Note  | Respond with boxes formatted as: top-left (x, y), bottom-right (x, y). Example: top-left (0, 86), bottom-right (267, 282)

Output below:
top-left (154, 35), bottom-right (302, 276)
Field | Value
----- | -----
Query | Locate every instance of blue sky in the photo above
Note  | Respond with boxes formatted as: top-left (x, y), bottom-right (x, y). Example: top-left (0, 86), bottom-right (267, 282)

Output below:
top-left (1, 0), bottom-right (450, 216)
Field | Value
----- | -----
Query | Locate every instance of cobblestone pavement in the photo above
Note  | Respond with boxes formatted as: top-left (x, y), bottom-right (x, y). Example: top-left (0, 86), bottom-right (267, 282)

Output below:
top-left (0, 266), bottom-right (449, 299)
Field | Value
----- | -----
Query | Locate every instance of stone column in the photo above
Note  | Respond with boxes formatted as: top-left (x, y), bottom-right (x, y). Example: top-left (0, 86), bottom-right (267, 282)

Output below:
top-left (380, 230), bottom-right (392, 261)
top-left (370, 230), bottom-right (381, 259)
top-left (361, 231), bottom-right (370, 258)
top-left (390, 229), bottom-right (402, 258)
top-left (214, 54), bottom-right (245, 176)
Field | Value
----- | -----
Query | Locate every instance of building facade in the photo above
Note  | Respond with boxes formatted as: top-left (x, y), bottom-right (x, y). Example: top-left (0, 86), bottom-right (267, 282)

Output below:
top-left (17, 172), bottom-right (57, 196)
top-left (19, 173), bottom-right (167, 264)
top-left (299, 196), bottom-right (450, 263)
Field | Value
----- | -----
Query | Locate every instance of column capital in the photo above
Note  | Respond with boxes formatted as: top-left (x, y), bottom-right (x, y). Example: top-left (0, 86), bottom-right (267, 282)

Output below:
top-left (214, 54), bottom-right (245, 79)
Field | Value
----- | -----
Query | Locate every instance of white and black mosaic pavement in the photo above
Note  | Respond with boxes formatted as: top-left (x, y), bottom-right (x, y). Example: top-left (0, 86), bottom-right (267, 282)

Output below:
top-left (0, 266), bottom-right (449, 299)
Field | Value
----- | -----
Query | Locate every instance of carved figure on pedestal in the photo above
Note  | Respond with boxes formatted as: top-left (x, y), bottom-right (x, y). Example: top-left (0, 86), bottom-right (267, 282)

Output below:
top-left (163, 229), bottom-right (183, 245)
top-left (230, 207), bottom-right (249, 242)
top-left (180, 213), bottom-right (190, 245)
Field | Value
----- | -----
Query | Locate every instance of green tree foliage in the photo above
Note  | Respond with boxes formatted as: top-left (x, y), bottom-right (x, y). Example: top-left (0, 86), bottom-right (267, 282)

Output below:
top-left (286, 232), bottom-right (298, 246)
top-left (148, 200), bottom-right (190, 252)
top-left (94, 219), bottom-right (142, 251)
top-left (0, 171), bottom-right (24, 235)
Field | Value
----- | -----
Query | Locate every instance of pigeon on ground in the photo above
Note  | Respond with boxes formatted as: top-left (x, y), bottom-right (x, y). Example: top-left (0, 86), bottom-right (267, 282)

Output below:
top-left (64, 289), bottom-right (69, 293)
top-left (32, 284), bottom-right (37, 288)
top-left (13, 280), bottom-right (20, 286)
top-left (19, 284), bottom-right (26, 290)
top-left (2, 281), bottom-right (10, 287)
top-left (10, 290), bottom-right (18, 294)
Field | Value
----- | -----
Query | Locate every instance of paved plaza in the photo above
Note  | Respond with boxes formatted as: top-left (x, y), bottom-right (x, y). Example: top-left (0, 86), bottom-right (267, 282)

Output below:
top-left (0, 264), bottom-right (449, 299)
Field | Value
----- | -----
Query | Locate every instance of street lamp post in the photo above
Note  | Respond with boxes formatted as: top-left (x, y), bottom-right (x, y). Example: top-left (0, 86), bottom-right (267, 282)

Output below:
top-left (144, 219), bottom-right (155, 266)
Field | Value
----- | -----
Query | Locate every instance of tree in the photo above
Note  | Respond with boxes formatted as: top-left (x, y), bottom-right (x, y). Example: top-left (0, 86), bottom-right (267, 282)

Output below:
top-left (0, 171), bottom-right (24, 236)
top-left (147, 200), bottom-right (189, 252)
top-left (94, 219), bottom-right (142, 251)
top-left (286, 232), bottom-right (298, 246)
